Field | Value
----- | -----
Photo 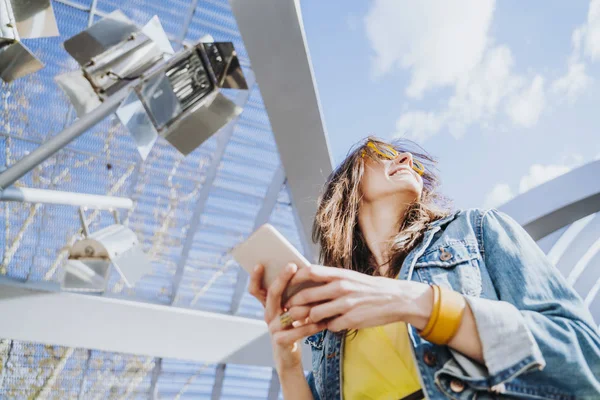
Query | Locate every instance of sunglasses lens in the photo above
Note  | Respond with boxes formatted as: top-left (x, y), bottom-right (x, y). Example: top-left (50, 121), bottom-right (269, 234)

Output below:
top-left (366, 142), bottom-right (397, 160)
top-left (379, 145), bottom-right (397, 159)
top-left (412, 160), bottom-right (425, 175)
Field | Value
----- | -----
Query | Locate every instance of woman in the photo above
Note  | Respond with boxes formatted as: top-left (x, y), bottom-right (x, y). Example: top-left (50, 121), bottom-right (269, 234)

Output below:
top-left (248, 137), bottom-right (600, 399)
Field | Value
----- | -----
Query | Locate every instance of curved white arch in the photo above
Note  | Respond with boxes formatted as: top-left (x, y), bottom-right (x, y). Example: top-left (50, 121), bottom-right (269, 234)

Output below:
top-left (573, 250), bottom-right (600, 300)
top-left (499, 160), bottom-right (600, 241)
top-left (547, 214), bottom-right (596, 268)
top-left (567, 237), bottom-right (600, 285)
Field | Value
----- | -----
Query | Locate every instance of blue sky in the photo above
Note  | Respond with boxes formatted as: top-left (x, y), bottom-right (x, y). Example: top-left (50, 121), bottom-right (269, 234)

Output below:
top-left (300, 0), bottom-right (600, 210)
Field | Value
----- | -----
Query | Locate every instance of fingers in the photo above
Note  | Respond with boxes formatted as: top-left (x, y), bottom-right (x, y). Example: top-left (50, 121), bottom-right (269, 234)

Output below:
top-left (325, 314), bottom-right (352, 333)
top-left (287, 305), bottom-right (311, 323)
top-left (271, 306), bottom-right (312, 332)
top-left (272, 321), bottom-right (327, 347)
top-left (285, 280), bottom-right (354, 308)
top-left (288, 264), bottom-right (354, 288)
top-left (325, 309), bottom-right (374, 332)
top-left (265, 263), bottom-right (297, 322)
top-left (248, 264), bottom-right (267, 307)
top-left (307, 295), bottom-right (369, 323)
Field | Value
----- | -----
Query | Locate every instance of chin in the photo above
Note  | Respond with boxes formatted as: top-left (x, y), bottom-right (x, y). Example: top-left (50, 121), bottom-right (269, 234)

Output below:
top-left (395, 181), bottom-right (422, 198)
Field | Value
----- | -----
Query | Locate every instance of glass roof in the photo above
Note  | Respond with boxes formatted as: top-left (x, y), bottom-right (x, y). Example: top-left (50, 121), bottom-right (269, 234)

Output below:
top-left (0, 0), bottom-right (304, 397)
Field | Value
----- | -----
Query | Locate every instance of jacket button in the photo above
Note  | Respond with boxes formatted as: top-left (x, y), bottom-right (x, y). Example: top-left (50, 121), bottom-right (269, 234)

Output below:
top-left (439, 249), bottom-right (452, 261)
top-left (449, 378), bottom-right (465, 393)
top-left (423, 351), bottom-right (436, 367)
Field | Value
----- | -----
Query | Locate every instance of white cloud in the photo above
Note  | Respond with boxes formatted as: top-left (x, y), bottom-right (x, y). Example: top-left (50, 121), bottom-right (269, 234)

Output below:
top-left (364, 0), bottom-right (495, 98)
top-left (551, 62), bottom-right (592, 103)
top-left (396, 110), bottom-right (447, 143)
top-left (505, 75), bottom-right (546, 128)
top-left (484, 160), bottom-right (578, 208)
top-left (583, 0), bottom-right (600, 61)
top-left (483, 183), bottom-right (514, 208)
top-left (446, 45), bottom-right (521, 137)
top-left (518, 163), bottom-right (571, 193)
top-left (370, 0), bottom-right (600, 143)
top-left (551, 0), bottom-right (599, 103)
top-left (396, 46), bottom-right (543, 141)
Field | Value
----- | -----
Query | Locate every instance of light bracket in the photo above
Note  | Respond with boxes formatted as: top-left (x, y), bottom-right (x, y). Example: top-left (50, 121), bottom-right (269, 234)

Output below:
top-left (0, 0), bottom-right (59, 82)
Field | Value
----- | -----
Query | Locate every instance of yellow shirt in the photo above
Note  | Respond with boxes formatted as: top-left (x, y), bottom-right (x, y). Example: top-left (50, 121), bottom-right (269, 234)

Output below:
top-left (342, 322), bottom-right (422, 400)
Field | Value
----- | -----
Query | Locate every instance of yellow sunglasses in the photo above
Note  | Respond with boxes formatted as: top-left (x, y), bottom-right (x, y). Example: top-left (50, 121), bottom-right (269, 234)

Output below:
top-left (361, 141), bottom-right (425, 176)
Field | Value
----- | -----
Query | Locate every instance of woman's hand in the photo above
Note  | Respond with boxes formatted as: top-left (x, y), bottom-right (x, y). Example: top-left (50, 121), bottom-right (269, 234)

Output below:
top-left (284, 265), bottom-right (434, 332)
top-left (248, 263), bottom-right (327, 372)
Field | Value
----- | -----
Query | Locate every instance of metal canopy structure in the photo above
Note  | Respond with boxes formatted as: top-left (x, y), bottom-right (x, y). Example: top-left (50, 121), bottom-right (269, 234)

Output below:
top-left (1, 0), bottom-right (599, 398)
top-left (0, 0), bottom-right (324, 398)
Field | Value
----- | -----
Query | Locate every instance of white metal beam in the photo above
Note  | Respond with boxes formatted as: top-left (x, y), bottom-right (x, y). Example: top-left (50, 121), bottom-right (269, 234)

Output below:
top-left (0, 280), bottom-right (311, 368)
top-left (0, 186), bottom-right (133, 209)
top-left (230, 0), bottom-right (334, 261)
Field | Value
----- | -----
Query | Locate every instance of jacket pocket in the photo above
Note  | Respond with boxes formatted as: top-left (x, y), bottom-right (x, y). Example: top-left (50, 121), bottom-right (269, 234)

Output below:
top-left (414, 242), bottom-right (482, 297)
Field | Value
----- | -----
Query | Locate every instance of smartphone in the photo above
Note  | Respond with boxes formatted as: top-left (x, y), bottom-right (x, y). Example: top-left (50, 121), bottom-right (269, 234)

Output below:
top-left (231, 223), bottom-right (321, 303)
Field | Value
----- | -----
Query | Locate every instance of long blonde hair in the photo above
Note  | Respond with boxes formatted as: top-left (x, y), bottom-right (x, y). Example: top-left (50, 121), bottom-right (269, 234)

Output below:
top-left (312, 137), bottom-right (451, 278)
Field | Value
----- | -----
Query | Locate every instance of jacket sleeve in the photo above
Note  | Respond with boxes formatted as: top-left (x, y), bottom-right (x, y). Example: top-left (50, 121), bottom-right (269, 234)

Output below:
top-left (459, 208), bottom-right (600, 394)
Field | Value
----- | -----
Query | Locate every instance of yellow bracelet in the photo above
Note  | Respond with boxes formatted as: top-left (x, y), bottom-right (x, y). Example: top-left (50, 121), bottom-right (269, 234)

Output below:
top-left (419, 284), bottom-right (441, 338)
top-left (420, 285), bottom-right (466, 345)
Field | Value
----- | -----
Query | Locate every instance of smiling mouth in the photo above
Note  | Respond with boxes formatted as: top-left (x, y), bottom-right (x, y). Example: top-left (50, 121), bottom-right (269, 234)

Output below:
top-left (389, 168), bottom-right (410, 177)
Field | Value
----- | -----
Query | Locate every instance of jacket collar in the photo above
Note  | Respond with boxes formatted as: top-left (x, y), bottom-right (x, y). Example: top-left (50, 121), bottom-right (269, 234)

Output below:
top-left (426, 209), bottom-right (461, 230)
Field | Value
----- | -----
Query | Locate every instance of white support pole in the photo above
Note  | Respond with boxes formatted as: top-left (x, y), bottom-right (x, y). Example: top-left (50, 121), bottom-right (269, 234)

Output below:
top-left (230, 0), bottom-right (334, 261)
top-left (0, 83), bottom-right (134, 191)
top-left (0, 186), bottom-right (133, 209)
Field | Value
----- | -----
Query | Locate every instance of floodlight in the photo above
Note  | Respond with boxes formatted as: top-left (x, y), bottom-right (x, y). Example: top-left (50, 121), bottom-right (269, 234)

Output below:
top-left (62, 258), bottom-right (111, 293)
top-left (0, 0), bottom-right (59, 82)
top-left (116, 40), bottom-right (248, 157)
top-left (55, 10), bottom-right (174, 117)
top-left (55, 11), bottom-right (249, 159)
top-left (62, 208), bottom-right (152, 293)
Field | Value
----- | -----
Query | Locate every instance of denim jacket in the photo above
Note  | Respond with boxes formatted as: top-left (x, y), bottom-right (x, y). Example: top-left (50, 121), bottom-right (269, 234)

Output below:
top-left (304, 208), bottom-right (600, 399)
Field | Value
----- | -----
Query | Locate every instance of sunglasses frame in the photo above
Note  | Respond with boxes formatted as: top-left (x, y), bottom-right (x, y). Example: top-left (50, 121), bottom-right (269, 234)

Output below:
top-left (361, 141), bottom-right (425, 176)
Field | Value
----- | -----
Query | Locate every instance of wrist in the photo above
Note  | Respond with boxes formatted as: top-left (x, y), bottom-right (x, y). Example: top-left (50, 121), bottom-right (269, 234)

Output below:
top-left (276, 362), bottom-right (304, 379)
top-left (394, 280), bottom-right (434, 330)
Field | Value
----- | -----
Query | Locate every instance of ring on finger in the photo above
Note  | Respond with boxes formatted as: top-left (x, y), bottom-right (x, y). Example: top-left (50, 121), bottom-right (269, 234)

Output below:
top-left (279, 311), bottom-right (294, 329)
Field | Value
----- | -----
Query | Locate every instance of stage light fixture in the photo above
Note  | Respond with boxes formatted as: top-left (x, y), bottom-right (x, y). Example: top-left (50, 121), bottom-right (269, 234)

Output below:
top-left (56, 11), bottom-right (249, 159)
top-left (0, 0), bottom-right (59, 82)
top-left (55, 10), bottom-right (174, 117)
top-left (116, 39), bottom-right (248, 157)
top-left (62, 208), bottom-right (152, 293)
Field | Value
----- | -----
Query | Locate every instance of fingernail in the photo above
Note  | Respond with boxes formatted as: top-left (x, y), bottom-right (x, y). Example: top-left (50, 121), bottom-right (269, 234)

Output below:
top-left (254, 265), bottom-right (260, 272)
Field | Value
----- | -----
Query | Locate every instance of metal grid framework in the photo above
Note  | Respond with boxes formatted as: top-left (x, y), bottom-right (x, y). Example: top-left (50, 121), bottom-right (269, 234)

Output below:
top-left (2, 1), bottom-right (599, 399)
top-left (0, 0), bottom-right (304, 398)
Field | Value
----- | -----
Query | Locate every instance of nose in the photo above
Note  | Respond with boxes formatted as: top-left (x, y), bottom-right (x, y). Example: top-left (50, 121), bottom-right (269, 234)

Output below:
top-left (395, 152), bottom-right (414, 168)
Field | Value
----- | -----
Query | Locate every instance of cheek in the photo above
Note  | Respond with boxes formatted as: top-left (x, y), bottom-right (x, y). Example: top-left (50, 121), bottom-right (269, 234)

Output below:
top-left (360, 165), bottom-right (378, 197)
top-left (360, 169), bottom-right (387, 199)
top-left (360, 177), bottom-right (374, 200)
